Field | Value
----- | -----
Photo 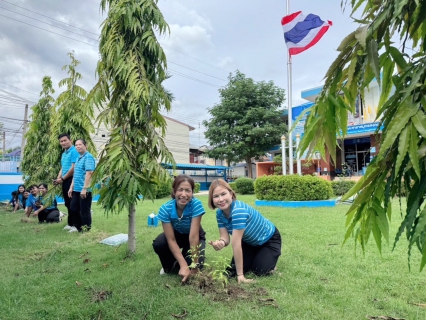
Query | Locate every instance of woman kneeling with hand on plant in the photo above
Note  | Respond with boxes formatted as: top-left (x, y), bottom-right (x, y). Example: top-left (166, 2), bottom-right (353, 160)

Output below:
top-left (152, 174), bottom-right (206, 283)
top-left (208, 179), bottom-right (281, 284)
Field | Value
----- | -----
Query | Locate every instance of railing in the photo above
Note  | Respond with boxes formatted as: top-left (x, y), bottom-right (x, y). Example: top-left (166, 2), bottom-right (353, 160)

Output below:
top-left (0, 156), bottom-right (20, 173)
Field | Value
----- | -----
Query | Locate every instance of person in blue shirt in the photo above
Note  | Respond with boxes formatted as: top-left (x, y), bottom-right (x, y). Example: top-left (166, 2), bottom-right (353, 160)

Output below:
top-left (7, 191), bottom-right (18, 211)
top-left (32, 184), bottom-right (60, 223)
top-left (53, 133), bottom-right (79, 231)
top-left (25, 185), bottom-right (39, 217)
top-left (68, 139), bottom-right (96, 233)
top-left (208, 179), bottom-right (282, 284)
top-left (14, 185), bottom-right (26, 211)
top-left (152, 175), bottom-right (206, 283)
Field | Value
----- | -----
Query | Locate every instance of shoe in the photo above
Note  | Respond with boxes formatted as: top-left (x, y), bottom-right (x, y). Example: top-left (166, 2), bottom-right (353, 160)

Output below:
top-left (59, 211), bottom-right (65, 218)
top-left (68, 227), bottom-right (78, 233)
top-left (63, 225), bottom-right (72, 230)
top-left (160, 268), bottom-right (165, 275)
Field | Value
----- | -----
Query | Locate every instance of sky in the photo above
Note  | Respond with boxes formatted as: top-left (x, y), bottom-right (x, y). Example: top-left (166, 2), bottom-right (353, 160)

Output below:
top-left (0, 0), bottom-right (360, 150)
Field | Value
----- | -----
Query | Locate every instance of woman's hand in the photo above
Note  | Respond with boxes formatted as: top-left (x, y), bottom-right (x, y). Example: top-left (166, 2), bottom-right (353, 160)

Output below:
top-left (179, 266), bottom-right (191, 283)
top-left (80, 189), bottom-right (87, 199)
top-left (32, 210), bottom-right (39, 217)
top-left (237, 274), bottom-right (254, 284)
top-left (208, 240), bottom-right (226, 251)
top-left (68, 189), bottom-right (73, 198)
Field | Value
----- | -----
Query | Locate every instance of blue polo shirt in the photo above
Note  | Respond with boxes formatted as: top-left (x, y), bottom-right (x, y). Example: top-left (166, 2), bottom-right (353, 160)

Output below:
top-left (216, 200), bottom-right (275, 246)
top-left (73, 151), bottom-right (96, 192)
top-left (61, 146), bottom-right (79, 178)
top-left (158, 198), bottom-right (205, 234)
top-left (26, 194), bottom-right (39, 211)
top-left (39, 195), bottom-right (57, 210)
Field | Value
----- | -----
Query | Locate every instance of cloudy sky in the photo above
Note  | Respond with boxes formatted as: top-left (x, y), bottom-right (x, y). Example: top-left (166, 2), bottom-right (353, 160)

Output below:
top-left (0, 0), bottom-right (360, 150)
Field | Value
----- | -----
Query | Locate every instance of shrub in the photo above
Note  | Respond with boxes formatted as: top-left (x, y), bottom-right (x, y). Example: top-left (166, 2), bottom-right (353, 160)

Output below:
top-left (235, 177), bottom-right (255, 195)
top-left (254, 174), bottom-right (333, 201)
top-left (194, 182), bottom-right (200, 194)
top-left (331, 179), bottom-right (356, 196)
top-left (229, 182), bottom-right (238, 193)
top-left (145, 178), bottom-right (172, 199)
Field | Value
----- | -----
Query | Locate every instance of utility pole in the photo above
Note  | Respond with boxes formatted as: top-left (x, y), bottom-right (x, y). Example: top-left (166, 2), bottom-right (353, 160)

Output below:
top-left (20, 104), bottom-right (29, 163)
top-left (2, 131), bottom-right (5, 161)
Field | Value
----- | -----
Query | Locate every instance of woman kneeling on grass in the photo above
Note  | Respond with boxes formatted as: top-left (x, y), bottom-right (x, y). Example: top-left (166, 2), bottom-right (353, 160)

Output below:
top-left (152, 174), bottom-right (206, 283)
top-left (33, 184), bottom-right (60, 223)
top-left (208, 179), bottom-right (282, 284)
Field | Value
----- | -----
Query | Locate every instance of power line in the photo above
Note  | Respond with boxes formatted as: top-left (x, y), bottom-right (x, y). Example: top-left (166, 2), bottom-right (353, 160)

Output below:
top-left (0, 81), bottom-right (39, 96)
top-left (169, 69), bottom-right (222, 88)
top-left (0, 13), bottom-right (98, 48)
top-left (168, 61), bottom-right (226, 81)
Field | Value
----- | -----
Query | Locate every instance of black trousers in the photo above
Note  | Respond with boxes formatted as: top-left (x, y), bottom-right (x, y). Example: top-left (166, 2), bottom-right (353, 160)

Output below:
top-left (230, 227), bottom-right (282, 276)
top-left (38, 208), bottom-right (60, 223)
top-left (152, 228), bottom-right (206, 272)
top-left (61, 177), bottom-right (75, 226)
top-left (70, 191), bottom-right (92, 232)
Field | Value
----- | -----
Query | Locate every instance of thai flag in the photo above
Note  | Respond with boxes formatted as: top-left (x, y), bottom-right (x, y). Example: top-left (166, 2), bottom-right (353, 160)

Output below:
top-left (281, 11), bottom-right (332, 56)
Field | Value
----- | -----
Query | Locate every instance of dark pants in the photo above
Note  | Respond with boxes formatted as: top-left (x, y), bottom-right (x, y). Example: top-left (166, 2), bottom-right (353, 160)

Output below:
top-left (152, 228), bottom-right (206, 272)
top-left (70, 191), bottom-right (92, 232)
top-left (61, 177), bottom-right (75, 226)
top-left (230, 227), bottom-right (282, 276)
top-left (38, 209), bottom-right (60, 223)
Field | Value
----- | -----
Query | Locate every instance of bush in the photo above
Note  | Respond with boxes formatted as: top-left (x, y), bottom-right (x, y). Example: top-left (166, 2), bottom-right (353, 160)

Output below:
top-left (331, 179), bottom-right (356, 196)
top-left (229, 182), bottom-right (238, 193)
top-left (254, 175), bottom-right (333, 201)
top-left (235, 178), bottom-right (254, 195)
top-left (194, 182), bottom-right (200, 194)
top-left (144, 178), bottom-right (172, 199)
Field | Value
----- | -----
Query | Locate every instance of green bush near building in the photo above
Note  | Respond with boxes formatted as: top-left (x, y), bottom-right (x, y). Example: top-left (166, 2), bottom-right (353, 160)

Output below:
top-left (229, 182), bottom-right (238, 193)
top-left (235, 178), bottom-right (255, 195)
top-left (194, 182), bottom-right (200, 194)
top-left (331, 179), bottom-right (357, 196)
top-left (254, 174), bottom-right (333, 201)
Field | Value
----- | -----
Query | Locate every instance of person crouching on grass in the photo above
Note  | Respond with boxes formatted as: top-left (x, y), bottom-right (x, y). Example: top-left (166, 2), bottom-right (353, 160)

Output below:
top-left (32, 184), bottom-right (60, 223)
top-left (208, 179), bottom-right (282, 284)
top-left (152, 175), bottom-right (207, 283)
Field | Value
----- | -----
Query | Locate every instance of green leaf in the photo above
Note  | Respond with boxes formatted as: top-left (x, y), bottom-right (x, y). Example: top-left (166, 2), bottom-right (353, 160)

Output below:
top-left (395, 125), bottom-right (410, 175)
top-left (388, 46), bottom-right (408, 70)
top-left (408, 122), bottom-right (421, 179)
top-left (411, 110), bottom-right (426, 138)
top-left (355, 26), bottom-right (368, 48)
top-left (367, 38), bottom-right (381, 88)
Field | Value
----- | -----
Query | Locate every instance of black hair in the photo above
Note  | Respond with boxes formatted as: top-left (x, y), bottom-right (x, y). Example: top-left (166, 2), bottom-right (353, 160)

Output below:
top-left (17, 184), bottom-right (25, 194)
top-left (58, 133), bottom-right (71, 140)
top-left (38, 183), bottom-right (48, 190)
top-left (11, 191), bottom-right (18, 199)
top-left (30, 184), bottom-right (38, 190)
top-left (171, 174), bottom-right (195, 199)
top-left (75, 138), bottom-right (87, 146)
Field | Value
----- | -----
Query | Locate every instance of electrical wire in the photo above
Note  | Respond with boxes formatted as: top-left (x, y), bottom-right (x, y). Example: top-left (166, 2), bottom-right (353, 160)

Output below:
top-left (0, 81), bottom-right (39, 96)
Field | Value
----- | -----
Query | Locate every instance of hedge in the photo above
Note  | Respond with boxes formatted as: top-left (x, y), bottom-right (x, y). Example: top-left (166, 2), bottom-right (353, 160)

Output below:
top-left (254, 175), bottom-right (333, 201)
top-left (229, 182), bottom-right (238, 193)
top-left (331, 179), bottom-right (356, 196)
top-left (194, 182), bottom-right (200, 194)
top-left (235, 178), bottom-right (255, 195)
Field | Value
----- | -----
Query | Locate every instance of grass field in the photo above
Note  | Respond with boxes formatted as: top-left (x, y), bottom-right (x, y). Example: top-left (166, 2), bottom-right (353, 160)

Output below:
top-left (1, 195), bottom-right (426, 320)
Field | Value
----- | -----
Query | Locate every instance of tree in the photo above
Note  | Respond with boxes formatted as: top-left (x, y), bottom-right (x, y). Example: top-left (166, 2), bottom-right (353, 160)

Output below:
top-left (299, 1), bottom-right (426, 269)
top-left (21, 76), bottom-right (55, 185)
top-left (89, 0), bottom-right (174, 254)
top-left (203, 71), bottom-right (286, 178)
top-left (46, 52), bottom-right (96, 183)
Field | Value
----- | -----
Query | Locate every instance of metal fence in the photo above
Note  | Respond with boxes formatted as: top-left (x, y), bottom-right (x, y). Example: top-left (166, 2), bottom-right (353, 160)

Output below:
top-left (0, 156), bottom-right (20, 172)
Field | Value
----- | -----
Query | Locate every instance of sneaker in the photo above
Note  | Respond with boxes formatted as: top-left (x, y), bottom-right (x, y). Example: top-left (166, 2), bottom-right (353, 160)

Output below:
top-left (68, 227), bottom-right (78, 233)
top-left (160, 268), bottom-right (165, 275)
top-left (63, 225), bottom-right (72, 230)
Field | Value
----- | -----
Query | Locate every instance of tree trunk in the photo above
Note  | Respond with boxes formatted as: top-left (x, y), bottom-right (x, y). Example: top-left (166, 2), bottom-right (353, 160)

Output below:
top-left (128, 203), bottom-right (136, 254)
top-left (245, 157), bottom-right (253, 178)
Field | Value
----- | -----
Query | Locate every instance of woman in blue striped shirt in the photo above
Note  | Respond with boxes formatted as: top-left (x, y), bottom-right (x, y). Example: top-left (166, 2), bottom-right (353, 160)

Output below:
top-left (208, 179), bottom-right (281, 284)
top-left (153, 175), bottom-right (206, 283)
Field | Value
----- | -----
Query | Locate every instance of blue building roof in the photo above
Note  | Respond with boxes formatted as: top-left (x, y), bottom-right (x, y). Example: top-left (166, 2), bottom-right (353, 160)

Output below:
top-left (162, 163), bottom-right (229, 170)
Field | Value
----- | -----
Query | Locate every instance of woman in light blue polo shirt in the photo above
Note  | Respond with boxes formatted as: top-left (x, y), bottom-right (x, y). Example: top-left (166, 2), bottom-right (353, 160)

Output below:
top-left (208, 179), bottom-right (281, 284)
top-left (152, 175), bottom-right (206, 283)
top-left (68, 139), bottom-right (96, 233)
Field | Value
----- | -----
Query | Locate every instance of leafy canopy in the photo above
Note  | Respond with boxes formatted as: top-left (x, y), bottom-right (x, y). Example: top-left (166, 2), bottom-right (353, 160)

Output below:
top-left (300, 0), bottom-right (426, 269)
top-left (90, 0), bottom-right (175, 215)
top-left (21, 76), bottom-right (55, 185)
top-left (203, 71), bottom-right (286, 175)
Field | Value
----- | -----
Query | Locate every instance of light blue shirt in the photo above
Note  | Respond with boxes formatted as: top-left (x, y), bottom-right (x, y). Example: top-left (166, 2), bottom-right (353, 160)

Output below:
top-left (61, 146), bottom-right (79, 177)
top-left (73, 151), bottom-right (96, 192)
top-left (216, 200), bottom-right (275, 246)
top-left (158, 198), bottom-right (205, 234)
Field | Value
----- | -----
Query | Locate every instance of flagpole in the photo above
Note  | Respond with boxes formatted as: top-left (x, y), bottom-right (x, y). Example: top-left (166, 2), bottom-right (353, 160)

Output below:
top-left (286, 0), bottom-right (294, 174)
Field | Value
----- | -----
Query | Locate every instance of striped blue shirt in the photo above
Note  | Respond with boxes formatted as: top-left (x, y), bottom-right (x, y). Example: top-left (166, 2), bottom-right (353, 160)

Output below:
top-left (40, 195), bottom-right (57, 210)
top-left (216, 200), bottom-right (275, 246)
top-left (26, 194), bottom-right (38, 210)
top-left (61, 146), bottom-right (79, 177)
top-left (73, 151), bottom-right (96, 192)
top-left (158, 198), bottom-right (205, 234)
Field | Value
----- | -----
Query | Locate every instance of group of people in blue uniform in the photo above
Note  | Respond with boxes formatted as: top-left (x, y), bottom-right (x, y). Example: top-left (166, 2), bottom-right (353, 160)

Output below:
top-left (153, 174), bottom-right (282, 284)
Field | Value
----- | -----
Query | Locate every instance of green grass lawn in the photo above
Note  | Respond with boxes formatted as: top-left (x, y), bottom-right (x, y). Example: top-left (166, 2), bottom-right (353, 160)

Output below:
top-left (1, 195), bottom-right (425, 320)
